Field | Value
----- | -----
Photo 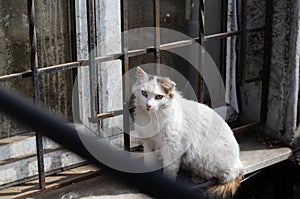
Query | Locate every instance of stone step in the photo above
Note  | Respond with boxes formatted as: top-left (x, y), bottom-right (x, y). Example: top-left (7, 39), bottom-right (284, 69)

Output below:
top-left (0, 164), bottom-right (100, 199)
top-left (0, 147), bottom-right (84, 187)
top-left (0, 132), bottom-right (59, 162)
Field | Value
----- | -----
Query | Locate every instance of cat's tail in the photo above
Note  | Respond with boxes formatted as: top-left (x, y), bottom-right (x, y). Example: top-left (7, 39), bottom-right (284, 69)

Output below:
top-left (207, 175), bottom-right (243, 199)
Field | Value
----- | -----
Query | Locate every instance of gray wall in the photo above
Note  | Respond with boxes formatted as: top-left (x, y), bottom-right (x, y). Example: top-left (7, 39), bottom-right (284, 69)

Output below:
top-left (239, 0), bottom-right (300, 145)
top-left (0, 0), bottom-right (73, 137)
top-left (266, 0), bottom-right (300, 144)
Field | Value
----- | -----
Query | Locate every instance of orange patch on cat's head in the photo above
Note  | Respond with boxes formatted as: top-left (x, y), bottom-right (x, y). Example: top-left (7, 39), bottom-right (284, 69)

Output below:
top-left (158, 78), bottom-right (176, 98)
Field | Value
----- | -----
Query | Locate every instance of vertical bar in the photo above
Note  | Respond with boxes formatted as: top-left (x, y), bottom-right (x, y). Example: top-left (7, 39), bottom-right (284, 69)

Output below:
top-left (86, 0), bottom-right (99, 123)
top-left (69, 0), bottom-right (78, 83)
top-left (220, 0), bottom-right (228, 81)
top-left (69, 0), bottom-right (79, 121)
top-left (28, 0), bottom-right (46, 190)
top-left (260, 0), bottom-right (273, 124)
top-left (198, 0), bottom-right (205, 102)
top-left (121, 0), bottom-right (130, 151)
top-left (238, 0), bottom-right (247, 85)
top-left (154, 0), bottom-right (161, 75)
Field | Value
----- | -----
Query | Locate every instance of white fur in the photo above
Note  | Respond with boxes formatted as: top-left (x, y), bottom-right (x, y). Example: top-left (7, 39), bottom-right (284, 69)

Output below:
top-left (132, 67), bottom-right (243, 183)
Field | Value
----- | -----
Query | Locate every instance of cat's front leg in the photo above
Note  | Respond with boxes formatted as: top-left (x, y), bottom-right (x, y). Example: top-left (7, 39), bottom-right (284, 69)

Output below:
top-left (160, 138), bottom-right (183, 180)
top-left (163, 158), bottom-right (181, 181)
top-left (143, 143), bottom-right (161, 169)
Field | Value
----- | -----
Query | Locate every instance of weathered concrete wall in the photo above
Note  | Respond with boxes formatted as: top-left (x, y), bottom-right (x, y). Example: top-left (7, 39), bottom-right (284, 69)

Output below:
top-left (35, 0), bottom-right (73, 118)
top-left (0, 1), bottom-right (31, 137)
top-left (239, 0), bottom-right (265, 124)
top-left (238, 0), bottom-right (300, 145)
top-left (266, 0), bottom-right (300, 144)
top-left (0, 0), bottom-right (73, 137)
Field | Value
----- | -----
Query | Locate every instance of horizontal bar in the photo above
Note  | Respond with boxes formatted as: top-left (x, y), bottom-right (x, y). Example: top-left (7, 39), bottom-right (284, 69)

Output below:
top-left (95, 53), bottom-right (122, 62)
top-left (97, 110), bottom-right (123, 120)
top-left (38, 61), bottom-right (81, 75)
top-left (232, 122), bottom-right (260, 134)
top-left (205, 30), bottom-right (241, 40)
top-left (0, 71), bottom-right (32, 82)
top-left (97, 107), bottom-right (135, 120)
top-left (0, 61), bottom-right (82, 82)
top-left (160, 39), bottom-right (195, 51)
top-left (204, 27), bottom-right (264, 41)
top-left (0, 27), bottom-right (265, 83)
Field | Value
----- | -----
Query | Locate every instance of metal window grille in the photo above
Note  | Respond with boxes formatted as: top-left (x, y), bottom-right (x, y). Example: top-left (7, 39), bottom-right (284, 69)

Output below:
top-left (0, 0), bottom-right (272, 192)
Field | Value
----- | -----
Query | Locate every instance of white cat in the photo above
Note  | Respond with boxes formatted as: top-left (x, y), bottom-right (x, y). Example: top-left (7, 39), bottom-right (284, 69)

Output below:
top-left (132, 67), bottom-right (243, 198)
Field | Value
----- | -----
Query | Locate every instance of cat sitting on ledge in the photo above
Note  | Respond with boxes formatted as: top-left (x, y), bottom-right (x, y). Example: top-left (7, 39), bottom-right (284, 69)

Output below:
top-left (132, 67), bottom-right (243, 198)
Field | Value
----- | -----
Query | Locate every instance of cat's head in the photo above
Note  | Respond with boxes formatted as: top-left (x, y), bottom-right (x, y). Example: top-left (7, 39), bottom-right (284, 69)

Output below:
top-left (132, 67), bottom-right (176, 112)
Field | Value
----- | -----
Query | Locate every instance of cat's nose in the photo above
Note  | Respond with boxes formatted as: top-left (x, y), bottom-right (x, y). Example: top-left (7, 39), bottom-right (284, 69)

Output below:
top-left (146, 104), bottom-right (151, 111)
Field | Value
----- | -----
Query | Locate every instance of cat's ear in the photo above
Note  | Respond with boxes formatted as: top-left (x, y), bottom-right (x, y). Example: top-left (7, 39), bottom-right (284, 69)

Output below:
top-left (160, 78), bottom-right (176, 92)
top-left (136, 67), bottom-right (149, 81)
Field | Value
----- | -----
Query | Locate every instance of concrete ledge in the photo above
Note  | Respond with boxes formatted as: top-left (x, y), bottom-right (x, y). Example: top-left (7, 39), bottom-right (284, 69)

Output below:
top-left (238, 132), bottom-right (292, 174)
top-left (0, 148), bottom-right (84, 186)
top-left (0, 133), bottom-right (59, 162)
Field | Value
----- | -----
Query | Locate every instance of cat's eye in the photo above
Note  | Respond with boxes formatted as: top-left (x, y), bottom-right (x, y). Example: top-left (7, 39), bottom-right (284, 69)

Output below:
top-left (141, 90), bottom-right (148, 98)
top-left (155, 95), bottom-right (164, 100)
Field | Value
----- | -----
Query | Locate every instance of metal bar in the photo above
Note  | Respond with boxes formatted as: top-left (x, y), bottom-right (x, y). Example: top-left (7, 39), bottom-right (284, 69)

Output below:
top-left (205, 30), bottom-right (240, 41)
top-left (0, 70), bottom-right (32, 82)
top-left (86, 0), bottom-right (99, 123)
top-left (121, 0), bottom-right (130, 151)
top-left (0, 62), bottom-right (81, 82)
top-left (97, 107), bottom-right (135, 120)
top-left (198, 0), bottom-right (205, 102)
top-left (232, 122), bottom-right (260, 134)
top-left (260, 0), bottom-right (273, 124)
top-left (97, 110), bottom-right (123, 120)
top-left (154, 0), bottom-right (161, 75)
top-left (198, 0), bottom-right (205, 44)
top-left (237, 0), bottom-right (247, 85)
top-left (160, 38), bottom-right (194, 51)
top-left (0, 25), bottom-right (265, 83)
top-left (204, 28), bottom-right (264, 41)
top-left (28, 0), bottom-right (46, 190)
top-left (220, 0), bottom-right (228, 81)
top-left (68, 0), bottom-right (78, 84)
top-left (38, 62), bottom-right (81, 75)
top-left (95, 53), bottom-right (122, 62)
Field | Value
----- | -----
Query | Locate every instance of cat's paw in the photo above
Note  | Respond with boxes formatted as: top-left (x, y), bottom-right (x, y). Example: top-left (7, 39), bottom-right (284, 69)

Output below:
top-left (163, 169), bottom-right (178, 181)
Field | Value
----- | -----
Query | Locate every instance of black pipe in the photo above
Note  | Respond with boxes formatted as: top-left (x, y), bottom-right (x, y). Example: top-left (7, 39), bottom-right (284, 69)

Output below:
top-left (0, 88), bottom-right (207, 199)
